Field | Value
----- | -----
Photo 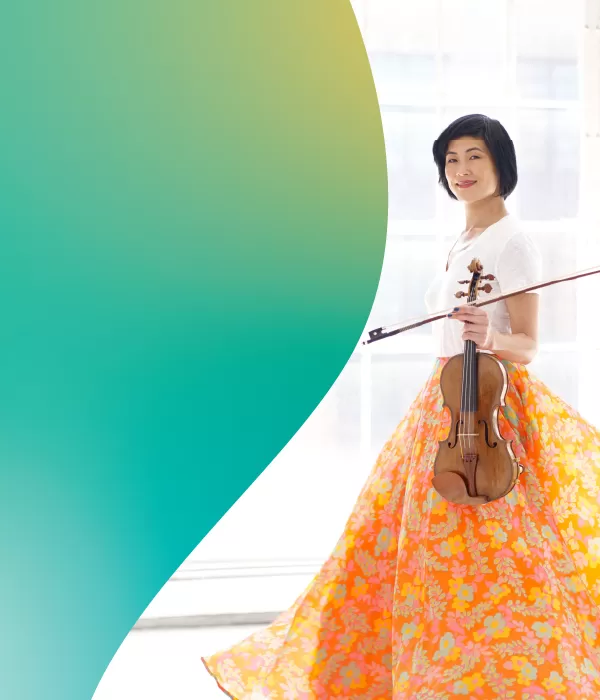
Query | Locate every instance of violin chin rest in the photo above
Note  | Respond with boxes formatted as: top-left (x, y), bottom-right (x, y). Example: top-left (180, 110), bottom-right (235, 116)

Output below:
top-left (432, 472), bottom-right (488, 506)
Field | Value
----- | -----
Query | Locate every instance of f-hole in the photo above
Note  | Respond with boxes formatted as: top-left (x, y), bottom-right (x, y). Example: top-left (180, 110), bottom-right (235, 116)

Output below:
top-left (478, 419), bottom-right (497, 448)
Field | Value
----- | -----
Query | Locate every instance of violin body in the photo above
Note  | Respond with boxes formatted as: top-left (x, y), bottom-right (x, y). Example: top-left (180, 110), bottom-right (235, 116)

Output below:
top-left (432, 353), bottom-right (523, 506)
top-left (430, 257), bottom-right (524, 507)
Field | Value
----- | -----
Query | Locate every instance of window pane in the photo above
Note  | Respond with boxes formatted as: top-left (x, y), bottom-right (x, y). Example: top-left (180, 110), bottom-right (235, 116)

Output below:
top-left (529, 230), bottom-right (577, 344)
top-left (517, 59), bottom-right (578, 101)
top-left (529, 351), bottom-right (579, 407)
top-left (288, 354), bottom-right (362, 462)
top-left (365, 0), bottom-right (439, 54)
top-left (371, 354), bottom-right (434, 452)
top-left (369, 52), bottom-right (436, 105)
top-left (381, 108), bottom-right (437, 220)
top-left (441, 56), bottom-right (507, 102)
top-left (516, 109), bottom-right (579, 220)
top-left (440, 0), bottom-right (508, 102)
top-left (368, 236), bottom-right (437, 331)
top-left (324, 355), bottom-right (362, 451)
top-left (515, 0), bottom-right (582, 100)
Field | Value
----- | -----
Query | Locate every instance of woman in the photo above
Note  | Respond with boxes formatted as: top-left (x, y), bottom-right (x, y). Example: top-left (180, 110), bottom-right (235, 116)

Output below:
top-left (202, 115), bottom-right (600, 698)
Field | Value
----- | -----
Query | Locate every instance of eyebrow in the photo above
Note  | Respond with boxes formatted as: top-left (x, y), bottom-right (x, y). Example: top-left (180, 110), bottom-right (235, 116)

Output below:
top-left (446, 147), bottom-right (485, 156)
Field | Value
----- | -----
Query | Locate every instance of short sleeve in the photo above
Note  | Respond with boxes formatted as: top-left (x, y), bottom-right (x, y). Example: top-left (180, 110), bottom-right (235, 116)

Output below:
top-left (494, 231), bottom-right (543, 295)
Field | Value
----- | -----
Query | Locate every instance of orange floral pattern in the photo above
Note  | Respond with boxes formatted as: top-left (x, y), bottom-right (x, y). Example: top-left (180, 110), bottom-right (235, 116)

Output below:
top-left (202, 358), bottom-right (600, 698)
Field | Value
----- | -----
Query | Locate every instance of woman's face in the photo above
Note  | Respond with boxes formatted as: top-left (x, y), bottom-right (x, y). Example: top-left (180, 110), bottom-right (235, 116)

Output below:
top-left (444, 136), bottom-right (499, 203)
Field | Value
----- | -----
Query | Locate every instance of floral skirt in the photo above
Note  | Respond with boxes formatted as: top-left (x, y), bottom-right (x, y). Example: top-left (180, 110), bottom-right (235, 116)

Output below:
top-left (202, 358), bottom-right (600, 699)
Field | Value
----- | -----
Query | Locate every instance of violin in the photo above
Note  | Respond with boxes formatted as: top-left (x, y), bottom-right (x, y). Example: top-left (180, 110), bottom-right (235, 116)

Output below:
top-left (431, 259), bottom-right (523, 506)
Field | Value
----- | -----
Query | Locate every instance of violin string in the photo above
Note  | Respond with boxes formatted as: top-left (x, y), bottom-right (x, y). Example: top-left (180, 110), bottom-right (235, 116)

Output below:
top-left (470, 280), bottom-right (476, 464)
top-left (461, 308), bottom-right (469, 463)
top-left (465, 337), bottom-right (469, 460)
top-left (470, 278), bottom-right (474, 457)
top-left (458, 353), bottom-right (467, 460)
top-left (462, 344), bottom-right (467, 460)
top-left (470, 273), bottom-right (482, 483)
top-left (468, 339), bottom-right (473, 459)
top-left (461, 295), bottom-right (469, 462)
top-left (465, 279), bottom-right (475, 478)
top-left (465, 328), bottom-right (471, 466)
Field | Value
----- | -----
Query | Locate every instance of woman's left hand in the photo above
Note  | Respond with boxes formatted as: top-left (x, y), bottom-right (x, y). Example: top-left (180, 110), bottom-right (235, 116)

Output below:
top-left (449, 305), bottom-right (495, 350)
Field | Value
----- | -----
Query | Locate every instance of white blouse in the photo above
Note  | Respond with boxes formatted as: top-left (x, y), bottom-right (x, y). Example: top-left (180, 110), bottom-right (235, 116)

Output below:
top-left (424, 214), bottom-right (543, 358)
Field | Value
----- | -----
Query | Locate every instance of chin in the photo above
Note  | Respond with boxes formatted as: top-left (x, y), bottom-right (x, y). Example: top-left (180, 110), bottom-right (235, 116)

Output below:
top-left (453, 190), bottom-right (479, 202)
top-left (454, 189), bottom-right (490, 204)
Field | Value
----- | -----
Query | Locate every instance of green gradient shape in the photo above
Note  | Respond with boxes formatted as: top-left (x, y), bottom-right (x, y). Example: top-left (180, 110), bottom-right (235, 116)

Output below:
top-left (0, 2), bottom-right (387, 698)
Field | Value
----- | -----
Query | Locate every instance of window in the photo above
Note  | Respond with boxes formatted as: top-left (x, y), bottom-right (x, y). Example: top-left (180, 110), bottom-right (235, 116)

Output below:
top-left (186, 1), bottom-right (589, 603)
top-left (381, 109), bottom-right (437, 220)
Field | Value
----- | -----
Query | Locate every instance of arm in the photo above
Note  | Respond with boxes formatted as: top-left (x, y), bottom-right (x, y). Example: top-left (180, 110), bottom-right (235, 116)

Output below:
top-left (449, 292), bottom-right (540, 365)
top-left (488, 292), bottom-right (539, 365)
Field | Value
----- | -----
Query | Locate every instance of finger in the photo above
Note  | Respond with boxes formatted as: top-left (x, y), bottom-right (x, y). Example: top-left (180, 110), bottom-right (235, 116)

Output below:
top-left (462, 332), bottom-right (484, 343)
top-left (462, 323), bottom-right (483, 333)
top-left (451, 313), bottom-right (486, 327)
top-left (459, 305), bottom-right (486, 318)
top-left (449, 305), bottom-right (482, 316)
top-left (454, 312), bottom-right (485, 322)
top-left (466, 317), bottom-right (488, 327)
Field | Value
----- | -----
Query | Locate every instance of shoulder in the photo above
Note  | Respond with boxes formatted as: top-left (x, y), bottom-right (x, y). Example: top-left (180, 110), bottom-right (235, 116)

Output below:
top-left (490, 216), bottom-right (541, 262)
top-left (503, 229), bottom-right (541, 259)
top-left (492, 217), bottom-right (543, 289)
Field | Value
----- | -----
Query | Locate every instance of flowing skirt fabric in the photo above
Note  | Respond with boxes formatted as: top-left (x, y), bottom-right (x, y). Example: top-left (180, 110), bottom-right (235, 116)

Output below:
top-left (202, 358), bottom-right (600, 699)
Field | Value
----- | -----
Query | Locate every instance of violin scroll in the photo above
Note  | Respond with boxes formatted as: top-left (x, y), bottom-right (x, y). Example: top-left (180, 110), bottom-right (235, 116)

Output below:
top-left (468, 258), bottom-right (483, 274)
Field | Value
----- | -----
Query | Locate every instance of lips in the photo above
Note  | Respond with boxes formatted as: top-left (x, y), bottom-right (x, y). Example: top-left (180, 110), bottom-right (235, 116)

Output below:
top-left (457, 181), bottom-right (477, 188)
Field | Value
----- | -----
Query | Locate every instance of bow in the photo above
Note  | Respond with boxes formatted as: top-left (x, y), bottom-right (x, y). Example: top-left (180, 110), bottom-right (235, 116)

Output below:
top-left (362, 265), bottom-right (600, 345)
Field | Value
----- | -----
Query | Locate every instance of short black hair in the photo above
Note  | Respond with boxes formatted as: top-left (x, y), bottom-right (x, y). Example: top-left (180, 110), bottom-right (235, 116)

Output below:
top-left (432, 114), bottom-right (518, 200)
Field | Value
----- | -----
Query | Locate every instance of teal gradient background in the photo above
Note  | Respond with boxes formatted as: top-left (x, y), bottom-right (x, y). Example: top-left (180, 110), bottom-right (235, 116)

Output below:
top-left (0, 2), bottom-right (387, 698)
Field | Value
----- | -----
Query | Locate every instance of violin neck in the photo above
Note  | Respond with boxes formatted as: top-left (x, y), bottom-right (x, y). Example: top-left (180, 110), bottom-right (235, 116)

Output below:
top-left (460, 340), bottom-right (478, 413)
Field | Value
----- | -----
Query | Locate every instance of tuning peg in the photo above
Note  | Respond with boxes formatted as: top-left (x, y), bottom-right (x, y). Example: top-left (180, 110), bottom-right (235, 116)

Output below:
top-left (478, 284), bottom-right (493, 293)
top-left (481, 274), bottom-right (495, 281)
top-left (454, 291), bottom-right (468, 298)
top-left (458, 279), bottom-right (471, 284)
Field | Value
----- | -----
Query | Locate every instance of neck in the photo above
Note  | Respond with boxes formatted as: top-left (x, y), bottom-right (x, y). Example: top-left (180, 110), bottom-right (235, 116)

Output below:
top-left (464, 196), bottom-right (508, 230)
